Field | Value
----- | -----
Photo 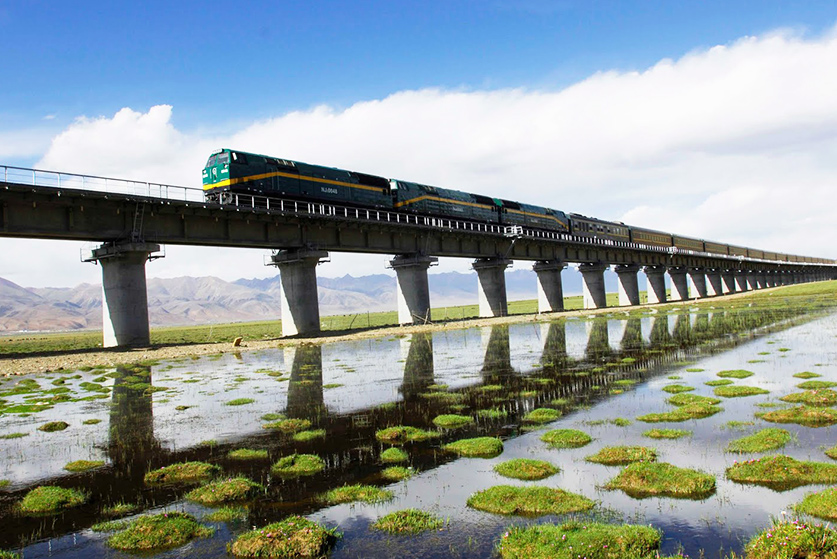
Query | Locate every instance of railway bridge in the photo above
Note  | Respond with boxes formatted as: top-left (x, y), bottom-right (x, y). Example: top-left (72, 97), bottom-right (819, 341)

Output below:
top-left (1, 165), bottom-right (835, 347)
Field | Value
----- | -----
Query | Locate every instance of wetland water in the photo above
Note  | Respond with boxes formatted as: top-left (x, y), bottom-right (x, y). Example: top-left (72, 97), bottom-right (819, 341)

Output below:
top-left (2, 301), bottom-right (837, 557)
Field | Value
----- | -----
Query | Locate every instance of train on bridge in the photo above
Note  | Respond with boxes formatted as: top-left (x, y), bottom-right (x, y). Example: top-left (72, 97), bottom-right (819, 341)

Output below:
top-left (202, 148), bottom-right (827, 264)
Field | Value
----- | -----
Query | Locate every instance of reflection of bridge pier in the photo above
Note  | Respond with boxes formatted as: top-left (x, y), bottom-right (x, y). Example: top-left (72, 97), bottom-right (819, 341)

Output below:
top-left (400, 333), bottom-right (435, 400)
top-left (620, 317), bottom-right (644, 352)
top-left (649, 315), bottom-right (672, 348)
top-left (584, 318), bottom-right (611, 362)
top-left (108, 365), bottom-right (161, 475)
top-left (671, 314), bottom-right (692, 345)
top-left (481, 325), bottom-right (514, 380)
top-left (285, 344), bottom-right (326, 420)
top-left (540, 322), bottom-right (571, 369)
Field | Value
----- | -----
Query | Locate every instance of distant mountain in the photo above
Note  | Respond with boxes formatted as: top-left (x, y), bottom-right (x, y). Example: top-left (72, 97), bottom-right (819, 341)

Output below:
top-left (0, 267), bottom-right (615, 333)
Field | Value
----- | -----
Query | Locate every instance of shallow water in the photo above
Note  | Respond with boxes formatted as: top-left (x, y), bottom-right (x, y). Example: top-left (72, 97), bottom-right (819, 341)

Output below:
top-left (2, 303), bottom-right (837, 558)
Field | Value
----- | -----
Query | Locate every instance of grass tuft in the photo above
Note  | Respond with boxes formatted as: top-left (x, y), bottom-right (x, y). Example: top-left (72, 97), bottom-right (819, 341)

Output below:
top-left (380, 447), bottom-right (408, 463)
top-left (262, 418), bottom-right (312, 433)
top-left (225, 398), bottom-right (255, 406)
top-left (270, 454), bottom-right (325, 478)
top-left (726, 455), bottom-right (837, 490)
top-left (38, 421), bottom-right (69, 432)
top-left (586, 446), bottom-right (657, 465)
top-left (780, 389), bottom-right (837, 406)
top-left (375, 426), bottom-right (440, 444)
top-left (705, 379), bottom-right (734, 386)
top-left (19, 485), bottom-right (87, 515)
top-left (637, 402), bottom-right (722, 423)
top-left (497, 521), bottom-right (663, 559)
top-left (493, 459), bottom-right (559, 480)
top-left (522, 408), bottom-right (562, 424)
top-left (371, 509), bottom-right (444, 534)
top-left (795, 487), bottom-right (837, 521)
top-left (205, 506), bottom-right (246, 522)
top-left (540, 429), bottom-right (592, 448)
top-left (744, 518), bottom-right (837, 559)
top-left (227, 448), bottom-right (269, 461)
top-left (432, 414), bottom-right (474, 429)
top-left (292, 429), bottom-right (326, 442)
top-left (381, 466), bottom-right (414, 481)
top-left (643, 428), bottom-right (691, 439)
top-left (605, 462), bottom-right (715, 499)
top-left (230, 515), bottom-right (339, 558)
top-left (661, 384), bottom-right (695, 394)
top-left (726, 428), bottom-right (791, 453)
top-left (443, 437), bottom-right (503, 458)
top-left (760, 405), bottom-right (837, 427)
top-left (667, 393), bottom-right (721, 407)
top-left (144, 462), bottom-right (220, 485)
top-left (64, 460), bottom-right (105, 472)
top-left (319, 484), bottom-right (394, 505)
top-left (717, 369), bottom-right (754, 379)
top-left (467, 485), bottom-right (594, 516)
top-left (797, 380), bottom-right (837, 390)
top-left (713, 385), bottom-right (770, 398)
top-left (794, 372), bottom-right (822, 379)
top-left (185, 477), bottom-right (261, 505)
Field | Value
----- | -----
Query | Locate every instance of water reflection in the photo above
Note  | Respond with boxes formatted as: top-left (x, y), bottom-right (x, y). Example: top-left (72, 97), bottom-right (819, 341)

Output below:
top-left (108, 365), bottom-right (160, 476)
top-left (481, 325), bottom-right (514, 379)
top-left (620, 317), bottom-right (644, 352)
top-left (400, 333), bottom-right (434, 400)
top-left (584, 318), bottom-right (611, 362)
top-left (285, 344), bottom-right (326, 419)
top-left (540, 321), bottom-right (570, 368)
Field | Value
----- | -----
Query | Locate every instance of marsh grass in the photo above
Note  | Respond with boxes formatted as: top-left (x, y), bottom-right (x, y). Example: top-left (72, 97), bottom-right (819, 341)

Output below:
top-left (713, 385), bottom-right (770, 398)
top-left (91, 519), bottom-right (131, 532)
top-left (225, 398), bottom-right (255, 406)
top-left (717, 370), bottom-right (754, 379)
top-left (726, 428), bottom-right (791, 453)
top-left (375, 426), bottom-right (440, 444)
top-left (319, 484), bottom-right (394, 505)
top-left (443, 437), bottom-right (503, 458)
top-left (380, 447), bottom-right (408, 463)
top-left (586, 446), bottom-right (657, 465)
top-left (643, 428), bottom-right (691, 439)
top-left (64, 460), bottom-right (104, 472)
top-left (381, 466), bottom-right (414, 481)
top-left (230, 516), bottom-right (338, 558)
top-left (605, 462), bottom-right (715, 499)
top-left (476, 407), bottom-right (509, 420)
top-left (825, 445), bottom-right (837, 460)
top-left (205, 506), bottom-right (246, 522)
top-left (522, 408), bottom-right (562, 424)
top-left (497, 521), bottom-right (663, 559)
top-left (185, 477), bottom-right (262, 505)
top-left (637, 402), bottom-right (722, 423)
top-left (38, 421), bottom-right (69, 432)
top-left (101, 502), bottom-right (138, 518)
top-left (19, 486), bottom-right (87, 514)
top-left (667, 394), bottom-right (721, 407)
top-left (493, 459), bottom-right (559, 480)
top-left (144, 462), bottom-right (220, 485)
top-left (432, 414), bottom-right (474, 428)
top-left (0, 432), bottom-right (27, 439)
top-left (540, 429), bottom-right (592, 448)
top-left (794, 372), bottom-right (822, 379)
top-left (292, 429), bottom-right (326, 442)
top-left (797, 380), bottom-right (837, 389)
top-left (661, 384), bottom-right (695, 394)
top-left (467, 485), bottom-right (594, 516)
top-left (760, 405), bottom-right (837, 427)
top-left (743, 518), bottom-right (837, 558)
top-left (726, 455), bottom-right (837, 490)
top-left (262, 418), bottom-right (312, 433)
top-left (796, 487), bottom-right (837, 520)
top-left (270, 454), bottom-right (325, 478)
top-left (227, 448), bottom-right (269, 461)
top-left (781, 389), bottom-right (837, 406)
top-left (704, 379), bottom-right (734, 386)
top-left (372, 509), bottom-right (443, 534)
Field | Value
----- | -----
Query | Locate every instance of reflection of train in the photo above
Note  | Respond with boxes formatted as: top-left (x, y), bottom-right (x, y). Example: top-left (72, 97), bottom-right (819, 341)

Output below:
top-left (202, 148), bottom-right (829, 264)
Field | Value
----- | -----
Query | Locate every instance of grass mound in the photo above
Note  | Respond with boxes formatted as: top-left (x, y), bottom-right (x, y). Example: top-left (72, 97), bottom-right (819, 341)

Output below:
top-left (467, 485), bottom-right (594, 516)
top-left (714, 385), bottom-right (770, 398)
top-left (319, 484), bottom-right (394, 505)
top-left (726, 428), bottom-right (791, 453)
top-left (760, 405), bottom-right (837, 427)
top-left (375, 426), bottom-right (440, 444)
top-left (794, 372), bottom-right (822, 379)
top-left (371, 509), bottom-right (443, 534)
top-left (107, 512), bottom-right (213, 551)
top-left (493, 459), bottom-right (559, 480)
top-left (522, 408), bottom-right (562, 423)
top-left (262, 418), bottom-right (312, 433)
top-left (744, 518), bottom-right (837, 559)
top-left (443, 437), bottom-right (503, 457)
top-left (64, 460), bottom-right (105, 472)
top-left (726, 455), bottom-right (837, 490)
top-left (497, 521), bottom-right (663, 559)
top-left (228, 448), bottom-right (269, 461)
top-left (230, 515), bottom-right (338, 558)
top-left (432, 414), bottom-right (474, 428)
top-left (586, 446), bottom-right (657, 465)
top-left (145, 462), bottom-right (220, 484)
top-left (705, 379), bottom-right (734, 386)
top-left (637, 402), bottom-right (722, 423)
top-left (540, 429), bottom-right (592, 448)
top-left (19, 486), bottom-right (87, 515)
top-left (271, 454), bottom-right (325, 478)
top-left (643, 428), bottom-right (691, 439)
top-left (605, 462), bottom-right (715, 499)
top-left (795, 487), bottom-right (837, 520)
top-left (717, 369), bottom-right (754, 379)
top-left (661, 384), bottom-right (695, 394)
top-left (38, 421), bottom-right (69, 432)
top-left (381, 466), bottom-right (414, 481)
top-left (185, 477), bottom-right (261, 505)
top-left (780, 389), bottom-right (837, 406)
top-left (225, 398), bottom-right (255, 406)
top-left (292, 429), bottom-right (326, 442)
top-left (667, 394), bottom-right (721, 407)
top-left (798, 380), bottom-right (837, 389)
top-left (380, 447), bottom-right (408, 463)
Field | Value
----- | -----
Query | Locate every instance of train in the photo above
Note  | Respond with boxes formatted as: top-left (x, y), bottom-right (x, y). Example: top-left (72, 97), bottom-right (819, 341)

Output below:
top-left (202, 148), bottom-right (830, 265)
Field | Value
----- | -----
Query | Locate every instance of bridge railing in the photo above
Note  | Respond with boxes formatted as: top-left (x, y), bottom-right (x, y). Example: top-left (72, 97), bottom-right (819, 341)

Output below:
top-left (1, 165), bottom-right (204, 203)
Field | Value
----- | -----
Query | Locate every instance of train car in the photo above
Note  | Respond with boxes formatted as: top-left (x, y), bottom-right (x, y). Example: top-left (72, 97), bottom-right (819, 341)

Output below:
top-left (630, 226), bottom-right (673, 248)
top-left (704, 241), bottom-right (729, 256)
top-left (501, 201), bottom-right (569, 232)
top-left (569, 214), bottom-right (630, 243)
top-left (673, 235), bottom-right (705, 253)
top-left (763, 251), bottom-right (778, 261)
top-left (203, 149), bottom-right (392, 207)
top-left (728, 245), bottom-right (748, 258)
top-left (391, 180), bottom-right (498, 223)
top-left (748, 248), bottom-right (765, 260)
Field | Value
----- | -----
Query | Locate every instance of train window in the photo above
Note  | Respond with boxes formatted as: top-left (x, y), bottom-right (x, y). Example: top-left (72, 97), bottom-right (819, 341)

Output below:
top-left (205, 155), bottom-right (216, 167)
top-left (216, 152), bottom-right (230, 165)
top-left (231, 152), bottom-right (248, 165)
top-left (473, 194), bottom-right (493, 206)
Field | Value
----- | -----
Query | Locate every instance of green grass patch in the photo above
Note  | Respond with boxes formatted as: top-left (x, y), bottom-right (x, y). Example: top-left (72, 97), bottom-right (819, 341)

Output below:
top-left (227, 448), bottom-right (268, 461)
top-left (101, 502), bottom-right (138, 518)
top-left (586, 446), bottom-right (657, 465)
top-left (270, 454), bottom-right (325, 478)
top-left (432, 414), bottom-right (474, 428)
top-left (443, 437), bottom-right (503, 458)
top-left (19, 485), bottom-right (87, 514)
top-left (661, 384), bottom-right (694, 394)
top-left (826, 445), bottom-right (837, 460)
top-left (497, 521), bottom-right (663, 559)
top-left (319, 483), bottom-right (394, 505)
top-left (797, 380), bottom-right (837, 389)
top-left (540, 429), bottom-right (592, 448)
top-left (225, 398), bottom-right (255, 406)
top-left (726, 455), bottom-right (837, 490)
top-left (493, 459), bottom-right (559, 480)
top-left (743, 518), bottom-right (837, 559)
top-left (726, 428), bottom-right (792, 453)
top-left (92, 519), bottom-right (131, 532)
top-left (794, 371), bottom-right (822, 379)
top-left (82, 418), bottom-right (102, 425)
top-left (185, 477), bottom-right (261, 505)
top-left (260, 412), bottom-right (284, 421)
top-left (205, 506), bottom-right (246, 522)
top-left (467, 485), bottom-right (594, 516)
top-left (760, 405), bottom-right (837, 427)
top-left (144, 461), bottom-right (220, 484)
top-left (643, 428), bottom-right (691, 439)
top-left (795, 487), bottom-right (837, 521)
top-left (667, 393), bottom-right (721, 407)
top-left (322, 383), bottom-right (343, 389)
top-left (64, 460), bottom-right (104, 472)
top-left (667, 375), bottom-right (682, 380)
top-left (605, 462), bottom-right (715, 499)
top-left (38, 421), bottom-right (69, 432)
top-left (522, 408), bottom-right (562, 424)
top-left (380, 447), bottom-right (409, 463)
top-left (230, 515), bottom-right (338, 558)
top-left (713, 385), bottom-right (770, 398)
top-left (637, 402), bottom-right (722, 423)
top-left (476, 407), bottom-right (509, 420)
top-left (717, 369), bottom-right (754, 379)
top-left (107, 512), bottom-right (213, 552)
top-left (685, 368), bottom-right (705, 373)
top-left (704, 379), bottom-right (734, 386)
top-left (781, 389), bottom-right (837, 406)
top-left (381, 466), bottom-right (414, 481)
top-left (293, 429), bottom-right (326, 442)
top-left (613, 379), bottom-right (638, 386)
top-left (262, 418), bottom-right (312, 433)
top-left (419, 391), bottom-right (466, 403)
top-left (0, 432), bottom-right (28, 439)
top-left (375, 425), bottom-right (440, 444)
top-left (371, 509), bottom-right (444, 534)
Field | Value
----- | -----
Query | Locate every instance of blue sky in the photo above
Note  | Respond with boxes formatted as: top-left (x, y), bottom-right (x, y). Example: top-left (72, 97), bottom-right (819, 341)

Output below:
top-left (1, 1), bottom-right (837, 287)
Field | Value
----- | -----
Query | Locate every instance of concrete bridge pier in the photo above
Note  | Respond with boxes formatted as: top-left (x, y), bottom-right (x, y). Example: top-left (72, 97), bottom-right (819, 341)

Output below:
top-left (688, 268), bottom-right (708, 299)
top-left (270, 249), bottom-right (329, 337)
top-left (705, 269), bottom-right (723, 297)
top-left (473, 258), bottom-right (511, 317)
top-left (722, 270), bottom-right (737, 294)
top-left (746, 271), bottom-right (759, 291)
top-left (644, 266), bottom-right (667, 304)
top-left (615, 264), bottom-right (641, 306)
top-left (668, 267), bottom-right (690, 301)
top-left (579, 262), bottom-right (609, 309)
top-left (734, 270), bottom-right (749, 292)
top-left (390, 254), bottom-right (438, 325)
top-left (533, 260), bottom-right (566, 313)
top-left (85, 241), bottom-right (161, 348)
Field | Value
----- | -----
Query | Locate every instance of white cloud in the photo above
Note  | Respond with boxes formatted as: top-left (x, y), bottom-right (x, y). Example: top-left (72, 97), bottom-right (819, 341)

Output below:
top-left (4, 25), bottom-right (836, 288)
